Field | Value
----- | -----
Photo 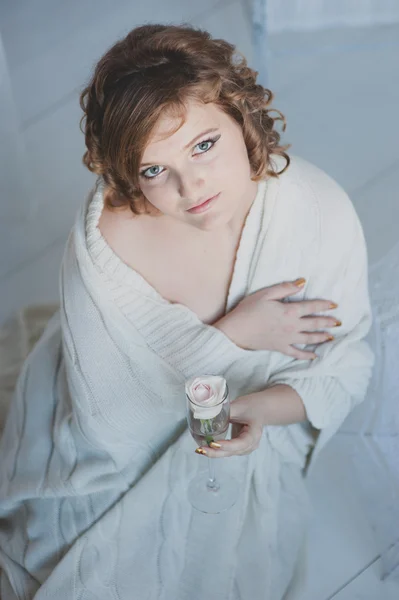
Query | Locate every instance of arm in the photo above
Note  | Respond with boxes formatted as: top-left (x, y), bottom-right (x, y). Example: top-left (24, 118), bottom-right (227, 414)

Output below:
top-left (249, 384), bottom-right (307, 425)
top-left (267, 204), bottom-right (374, 424)
top-left (212, 279), bottom-right (339, 358)
top-left (201, 179), bottom-right (375, 470)
top-left (262, 185), bottom-right (375, 472)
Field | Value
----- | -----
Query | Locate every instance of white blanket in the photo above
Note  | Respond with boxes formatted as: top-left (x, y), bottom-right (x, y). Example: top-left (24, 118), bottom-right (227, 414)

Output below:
top-left (0, 154), bottom-right (374, 599)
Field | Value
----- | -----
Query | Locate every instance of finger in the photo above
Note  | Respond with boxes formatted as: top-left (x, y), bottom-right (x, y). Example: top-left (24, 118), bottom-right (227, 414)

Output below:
top-left (285, 345), bottom-right (318, 361)
top-left (300, 316), bottom-right (341, 329)
top-left (231, 421), bottom-right (244, 440)
top-left (296, 299), bottom-right (338, 316)
top-left (220, 423), bottom-right (261, 457)
top-left (262, 280), bottom-right (306, 301)
top-left (197, 424), bottom-right (258, 458)
top-left (296, 331), bottom-right (334, 345)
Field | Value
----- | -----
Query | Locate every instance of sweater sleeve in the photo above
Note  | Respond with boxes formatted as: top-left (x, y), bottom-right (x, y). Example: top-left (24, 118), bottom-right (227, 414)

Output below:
top-left (266, 173), bottom-right (375, 470)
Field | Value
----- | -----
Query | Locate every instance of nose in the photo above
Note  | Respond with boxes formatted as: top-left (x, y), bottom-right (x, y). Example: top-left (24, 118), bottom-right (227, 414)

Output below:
top-left (178, 170), bottom-right (206, 201)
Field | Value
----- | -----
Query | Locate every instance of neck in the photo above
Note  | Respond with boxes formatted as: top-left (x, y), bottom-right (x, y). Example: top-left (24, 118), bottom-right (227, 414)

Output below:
top-left (225, 179), bottom-right (259, 238)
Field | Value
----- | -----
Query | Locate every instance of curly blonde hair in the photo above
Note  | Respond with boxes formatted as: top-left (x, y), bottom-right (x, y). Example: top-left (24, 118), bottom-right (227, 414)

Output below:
top-left (79, 23), bottom-right (291, 215)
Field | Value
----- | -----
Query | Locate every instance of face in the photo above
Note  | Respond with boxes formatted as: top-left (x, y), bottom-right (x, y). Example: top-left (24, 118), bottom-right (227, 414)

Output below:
top-left (138, 98), bottom-right (258, 231)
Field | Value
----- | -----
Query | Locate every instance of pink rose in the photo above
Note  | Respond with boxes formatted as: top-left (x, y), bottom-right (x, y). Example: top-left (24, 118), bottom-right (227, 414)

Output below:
top-left (186, 376), bottom-right (227, 419)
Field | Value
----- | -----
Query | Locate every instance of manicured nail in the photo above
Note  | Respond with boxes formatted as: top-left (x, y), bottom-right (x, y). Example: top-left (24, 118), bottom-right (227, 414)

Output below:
top-left (294, 278), bottom-right (306, 287)
top-left (327, 335), bottom-right (335, 341)
top-left (209, 442), bottom-right (221, 449)
top-left (329, 302), bottom-right (338, 309)
top-left (334, 320), bottom-right (342, 327)
top-left (195, 448), bottom-right (207, 455)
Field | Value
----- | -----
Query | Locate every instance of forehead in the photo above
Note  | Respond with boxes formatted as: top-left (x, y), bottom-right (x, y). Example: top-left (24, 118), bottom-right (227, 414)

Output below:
top-left (144, 100), bottom-right (224, 150)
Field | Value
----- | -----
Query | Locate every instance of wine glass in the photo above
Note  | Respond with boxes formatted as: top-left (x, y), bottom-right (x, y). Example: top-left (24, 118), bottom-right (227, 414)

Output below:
top-left (186, 378), bottom-right (240, 514)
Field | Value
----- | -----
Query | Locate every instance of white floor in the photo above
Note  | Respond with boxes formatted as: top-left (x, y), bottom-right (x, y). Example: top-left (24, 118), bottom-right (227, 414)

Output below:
top-left (1, 1), bottom-right (399, 598)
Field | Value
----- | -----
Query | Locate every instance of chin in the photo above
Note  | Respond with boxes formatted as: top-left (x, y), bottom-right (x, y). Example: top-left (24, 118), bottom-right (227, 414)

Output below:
top-left (194, 212), bottom-right (231, 232)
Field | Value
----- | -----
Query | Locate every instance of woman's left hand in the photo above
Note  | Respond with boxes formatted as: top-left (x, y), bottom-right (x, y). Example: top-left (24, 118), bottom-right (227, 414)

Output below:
top-left (195, 394), bottom-right (265, 458)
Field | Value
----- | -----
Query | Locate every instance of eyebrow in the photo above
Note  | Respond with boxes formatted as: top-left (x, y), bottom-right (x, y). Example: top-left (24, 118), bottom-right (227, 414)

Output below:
top-left (140, 127), bottom-right (220, 168)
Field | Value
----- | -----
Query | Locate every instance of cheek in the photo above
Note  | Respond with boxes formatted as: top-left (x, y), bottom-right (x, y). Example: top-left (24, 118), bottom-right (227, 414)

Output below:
top-left (141, 184), bottom-right (163, 204)
top-left (217, 151), bottom-right (250, 188)
top-left (220, 139), bottom-right (249, 171)
top-left (142, 185), bottom-right (177, 215)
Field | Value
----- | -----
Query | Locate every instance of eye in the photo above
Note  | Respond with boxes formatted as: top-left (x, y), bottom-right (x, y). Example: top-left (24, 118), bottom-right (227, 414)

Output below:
top-left (140, 165), bottom-right (164, 181)
top-left (140, 134), bottom-right (221, 181)
top-left (194, 135), bottom-right (220, 155)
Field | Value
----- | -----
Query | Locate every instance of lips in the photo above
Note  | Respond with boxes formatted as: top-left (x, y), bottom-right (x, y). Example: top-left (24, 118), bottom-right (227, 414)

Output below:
top-left (187, 193), bottom-right (220, 214)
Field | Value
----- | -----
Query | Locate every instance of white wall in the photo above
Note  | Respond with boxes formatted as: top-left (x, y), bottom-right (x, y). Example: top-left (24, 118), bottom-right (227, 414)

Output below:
top-left (266, 0), bottom-right (399, 33)
top-left (0, 35), bottom-right (31, 223)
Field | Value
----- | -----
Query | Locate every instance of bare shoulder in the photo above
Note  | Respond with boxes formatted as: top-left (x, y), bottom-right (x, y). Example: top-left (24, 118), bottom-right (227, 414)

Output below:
top-left (97, 202), bottom-right (151, 265)
top-left (98, 202), bottom-right (128, 238)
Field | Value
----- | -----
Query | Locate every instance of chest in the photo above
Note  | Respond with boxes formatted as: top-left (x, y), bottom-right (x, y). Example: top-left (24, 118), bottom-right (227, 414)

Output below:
top-left (99, 212), bottom-right (239, 325)
top-left (145, 242), bottom-right (237, 324)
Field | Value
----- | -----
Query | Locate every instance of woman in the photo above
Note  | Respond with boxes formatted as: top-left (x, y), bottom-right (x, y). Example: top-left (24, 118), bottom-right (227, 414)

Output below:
top-left (0, 24), bottom-right (374, 599)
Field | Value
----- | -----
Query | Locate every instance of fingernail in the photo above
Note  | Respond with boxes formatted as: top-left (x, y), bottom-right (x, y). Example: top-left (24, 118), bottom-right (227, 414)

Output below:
top-left (195, 448), bottom-right (207, 455)
top-left (329, 302), bottom-right (338, 309)
top-left (294, 278), bottom-right (306, 288)
top-left (209, 442), bottom-right (221, 449)
top-left (327, 335), bottom-right (334, 341)
top-left (334, 320), bottom-right (342, 327)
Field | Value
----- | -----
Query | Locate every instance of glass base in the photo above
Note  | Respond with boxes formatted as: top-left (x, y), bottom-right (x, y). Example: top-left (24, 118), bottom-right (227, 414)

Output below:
top-left (187, 469), bottom-right (239, 514)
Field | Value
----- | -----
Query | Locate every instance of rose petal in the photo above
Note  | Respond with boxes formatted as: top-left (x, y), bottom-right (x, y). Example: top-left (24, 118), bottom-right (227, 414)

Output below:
top-left (186, 376), bottom-right (227, 419)
top-left (192, 383), bottom-right (212, 402)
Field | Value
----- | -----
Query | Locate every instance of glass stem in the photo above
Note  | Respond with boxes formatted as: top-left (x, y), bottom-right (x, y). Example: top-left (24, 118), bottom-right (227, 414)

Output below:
top-left (207, 456), bottom-right (220, 492)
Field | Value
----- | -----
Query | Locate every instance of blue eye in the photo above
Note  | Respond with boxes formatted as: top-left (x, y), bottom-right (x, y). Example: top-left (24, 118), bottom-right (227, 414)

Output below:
top-left (142, 165), bottom-right (164, 180)
top-left (194, 135), bottom-right (220, 155)
top-left (196, 140), bottom-right (213, 152)
top-left (140, 134), bottom-right (220, 181)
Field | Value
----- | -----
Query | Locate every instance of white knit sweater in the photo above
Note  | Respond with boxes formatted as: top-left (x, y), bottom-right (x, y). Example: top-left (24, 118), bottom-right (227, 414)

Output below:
top-left (0, 154), bottom-right (374, 599)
